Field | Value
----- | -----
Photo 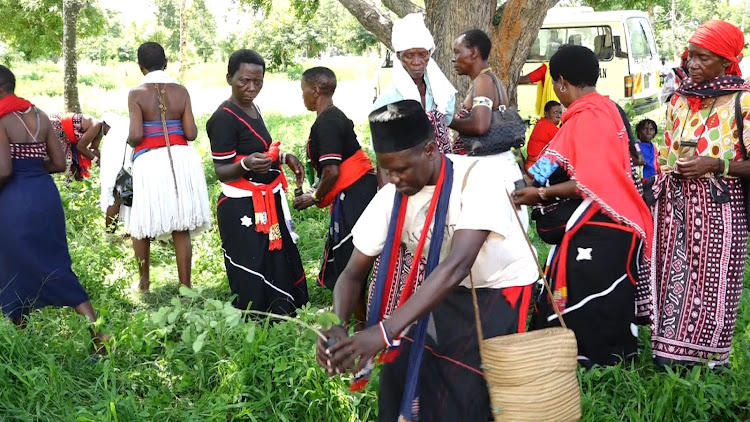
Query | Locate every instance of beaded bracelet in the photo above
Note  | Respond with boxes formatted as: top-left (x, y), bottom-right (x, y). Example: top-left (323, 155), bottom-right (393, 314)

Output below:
top-left (239, 157), bottom-right (251, 172)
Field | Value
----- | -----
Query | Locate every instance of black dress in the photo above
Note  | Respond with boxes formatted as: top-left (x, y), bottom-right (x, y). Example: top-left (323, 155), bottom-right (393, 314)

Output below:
top-left (206, 101), bottom-right (308, 314)
top-left (306, 106), bottom-right (376, 289)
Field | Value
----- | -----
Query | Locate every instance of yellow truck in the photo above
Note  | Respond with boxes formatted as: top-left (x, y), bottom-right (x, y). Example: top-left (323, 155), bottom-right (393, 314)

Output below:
top-left (518, 7), bottom-right (661, 119)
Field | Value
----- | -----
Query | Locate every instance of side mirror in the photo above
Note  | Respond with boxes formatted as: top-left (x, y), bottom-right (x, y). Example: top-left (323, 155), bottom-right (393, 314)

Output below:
top-left (614, 36), bottom-right (628, 59)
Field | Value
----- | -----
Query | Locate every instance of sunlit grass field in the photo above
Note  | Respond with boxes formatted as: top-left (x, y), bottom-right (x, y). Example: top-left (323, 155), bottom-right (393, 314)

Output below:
top-left (0, 59), bottom-right (748, 421)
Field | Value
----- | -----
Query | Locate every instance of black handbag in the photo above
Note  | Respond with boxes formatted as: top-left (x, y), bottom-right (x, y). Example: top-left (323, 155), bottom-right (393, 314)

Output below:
top-left (531, 198), bottom-right (583, 244)
top-left (733, 92), bottom-right (750, 230)
top-left (463, 73), bottom-right (528, 157)
top-left (113, 146), bottom-right (133, 207)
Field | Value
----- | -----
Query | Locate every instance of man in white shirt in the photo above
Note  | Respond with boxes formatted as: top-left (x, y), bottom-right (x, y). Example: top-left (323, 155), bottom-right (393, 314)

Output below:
top-left (316, 100), bottom-right (538, 421)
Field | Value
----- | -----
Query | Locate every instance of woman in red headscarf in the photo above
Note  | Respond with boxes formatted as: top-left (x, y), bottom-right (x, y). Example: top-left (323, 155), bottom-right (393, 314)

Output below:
top-left (649, 20), bottom-right (750, 367)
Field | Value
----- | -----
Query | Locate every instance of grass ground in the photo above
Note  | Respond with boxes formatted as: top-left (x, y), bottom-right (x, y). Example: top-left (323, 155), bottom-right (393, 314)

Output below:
top-left (0, 59), bottom-right (749, 421)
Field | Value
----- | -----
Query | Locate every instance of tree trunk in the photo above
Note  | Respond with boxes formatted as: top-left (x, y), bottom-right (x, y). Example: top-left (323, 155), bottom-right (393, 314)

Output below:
top-left (670, 0), bottom-right (677, 61)
top-left (382, 0), bottom-right (422, 17)
top-left (490, 0), bottom-right (559, 106)
top-left (336, 0), bottom-right (394, 50)
top-left (337, 0), bottom-right (557, 106)
top-left (62, 0), bottom-right (83, 113)
top-left (425, 0), bottom-right (497, 98)
top-left (179, 0), bottom-right (187, 83)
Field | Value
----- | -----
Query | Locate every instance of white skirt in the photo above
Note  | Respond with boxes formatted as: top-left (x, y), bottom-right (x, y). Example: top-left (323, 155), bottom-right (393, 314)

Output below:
top-left (127, 144), bottom-right (212, 240)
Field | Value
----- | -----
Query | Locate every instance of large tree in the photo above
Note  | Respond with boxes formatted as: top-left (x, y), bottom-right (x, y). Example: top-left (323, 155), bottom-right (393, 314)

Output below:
top-left (63, 0), bottom-right (84, 112)
top-left (247, 0), bottom-right (560, 105)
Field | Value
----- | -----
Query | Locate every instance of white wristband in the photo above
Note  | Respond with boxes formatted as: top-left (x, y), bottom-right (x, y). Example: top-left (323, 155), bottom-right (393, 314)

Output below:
top-left (281, 152), bottom-right (287, 163)
top-left (239, 157), bottom-right (251, 172)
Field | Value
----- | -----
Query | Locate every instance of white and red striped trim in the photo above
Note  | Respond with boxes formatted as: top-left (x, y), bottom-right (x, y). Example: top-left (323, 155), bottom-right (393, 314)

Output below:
top-left (212, 150), bottom-right (237, 160)
top-left (319, 153), bottom-right (342, 162)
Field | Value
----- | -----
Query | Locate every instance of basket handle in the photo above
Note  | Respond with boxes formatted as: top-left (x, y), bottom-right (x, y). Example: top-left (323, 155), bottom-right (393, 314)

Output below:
top-left (463, 164), bottom-right (568, 349)
top-left (501, 188), bottom-right (568, 329)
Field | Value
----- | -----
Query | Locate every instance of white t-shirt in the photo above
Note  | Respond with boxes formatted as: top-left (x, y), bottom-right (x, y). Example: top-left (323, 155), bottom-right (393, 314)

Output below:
top-left (352, 154), bottom-right (538, 289)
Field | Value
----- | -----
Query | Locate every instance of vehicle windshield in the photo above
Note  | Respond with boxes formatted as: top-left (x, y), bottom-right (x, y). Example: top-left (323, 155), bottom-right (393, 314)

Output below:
top-left (527, 26), bottom-right (614, 62)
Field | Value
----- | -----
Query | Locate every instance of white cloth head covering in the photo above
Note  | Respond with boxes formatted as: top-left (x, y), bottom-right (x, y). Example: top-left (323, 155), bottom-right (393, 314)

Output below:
top-left (390, 13), bottom-right (456, 115)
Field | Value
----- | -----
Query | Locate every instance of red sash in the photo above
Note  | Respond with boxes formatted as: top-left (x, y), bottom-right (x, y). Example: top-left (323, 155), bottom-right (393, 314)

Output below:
top-left (133, 134), bottom-right (188, 154)
top-left (317, 149), bottom-right (374, 208)
top-left (61, 113), bottom-right (93, 178)
top-left (227, 155), bottom-right (289, 251)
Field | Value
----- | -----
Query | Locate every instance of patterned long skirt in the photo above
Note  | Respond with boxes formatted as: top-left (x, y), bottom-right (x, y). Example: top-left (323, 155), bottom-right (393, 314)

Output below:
top-left (650, 175), bottom-right (746, 366)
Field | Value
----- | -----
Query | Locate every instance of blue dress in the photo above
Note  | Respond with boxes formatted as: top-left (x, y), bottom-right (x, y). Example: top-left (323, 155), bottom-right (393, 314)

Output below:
top-left (0, 141), bottom-right (89, 320)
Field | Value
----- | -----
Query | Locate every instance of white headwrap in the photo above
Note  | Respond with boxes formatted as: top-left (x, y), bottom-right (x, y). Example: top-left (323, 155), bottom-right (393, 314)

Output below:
top-left (141, 69), bottom-right (178, 85)
top-left (391, 13), bottom-right (456, 115)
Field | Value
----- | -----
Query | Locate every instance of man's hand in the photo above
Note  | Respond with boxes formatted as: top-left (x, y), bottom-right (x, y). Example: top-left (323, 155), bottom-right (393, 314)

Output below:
top-left (316, 325), bottom-right (350, 376)
top-left (284, 153), bottom-right (305, 186)
top-left (675, 156), bottom-right (720, 179)
top-left (327, 324), bottom-right (386, 374)
top-left (242, 152), bottom-right (273, 173)
top-left (292, 193), bottom-right (316, 210)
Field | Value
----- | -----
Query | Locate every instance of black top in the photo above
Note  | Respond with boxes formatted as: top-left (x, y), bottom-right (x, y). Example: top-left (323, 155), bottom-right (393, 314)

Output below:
top-left (207, 101), bottom-right (281, 185)
top-left (307, 106), bottom-right (362, 178)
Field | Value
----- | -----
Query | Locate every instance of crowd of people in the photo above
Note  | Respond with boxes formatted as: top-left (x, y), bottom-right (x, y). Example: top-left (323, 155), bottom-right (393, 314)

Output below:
top-left (1, 11), bottom-right (749, 421)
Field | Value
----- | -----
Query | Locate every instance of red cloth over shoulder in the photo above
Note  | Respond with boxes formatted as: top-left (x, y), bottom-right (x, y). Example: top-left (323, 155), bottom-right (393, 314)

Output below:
top-left (0, 94), bottom-right (33, 119)
top-left (528, 63), bottom-right (548, 84)
top-left (525, 117), bottom-right (558, 171)
top-left (543, 92), bottom-right (653, 251)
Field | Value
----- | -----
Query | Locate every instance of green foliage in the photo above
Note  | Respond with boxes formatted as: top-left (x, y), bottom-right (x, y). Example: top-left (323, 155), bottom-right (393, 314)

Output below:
top-left (0, 0), bottom-right (106, 61)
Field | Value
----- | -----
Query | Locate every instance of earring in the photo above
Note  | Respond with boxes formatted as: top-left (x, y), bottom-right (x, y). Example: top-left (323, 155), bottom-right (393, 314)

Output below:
top-left (560, 85), bottom-right (566, 93)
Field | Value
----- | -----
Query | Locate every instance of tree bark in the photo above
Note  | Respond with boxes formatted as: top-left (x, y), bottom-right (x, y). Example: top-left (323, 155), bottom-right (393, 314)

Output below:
top-left (336, 0), bottom-right (394, 50)
top-left (490, 0), bottom-right (559, 106)
top-left (337, 0), bottom-right (557, 105)
top-left (382, 0), bottom-right (422, 17)
top-left (179, 0), bottom-right (187, 83)
top-left (62, 0), bottom-right (83, 113)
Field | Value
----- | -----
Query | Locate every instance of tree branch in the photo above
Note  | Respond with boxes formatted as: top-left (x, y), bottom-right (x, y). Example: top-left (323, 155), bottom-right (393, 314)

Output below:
top-left (337, 0), bottom-right (394, 49)
top-left (382, 0), bottom-right (422, 17)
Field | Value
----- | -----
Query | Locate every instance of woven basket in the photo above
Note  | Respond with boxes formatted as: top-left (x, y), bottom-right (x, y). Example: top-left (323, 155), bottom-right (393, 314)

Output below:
top-left (464, 185), bottom-right (581, 422)
top-left (480, 327), bottom-right (581, 421)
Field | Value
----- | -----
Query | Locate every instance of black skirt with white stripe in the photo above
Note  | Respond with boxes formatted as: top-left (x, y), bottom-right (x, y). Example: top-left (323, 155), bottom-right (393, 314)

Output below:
top-left (317, 173), bottom-right (377, 290)
top-left (535, 210), bottom-right (640, 367)
top-left (217, 191), bottom-right (308, 315)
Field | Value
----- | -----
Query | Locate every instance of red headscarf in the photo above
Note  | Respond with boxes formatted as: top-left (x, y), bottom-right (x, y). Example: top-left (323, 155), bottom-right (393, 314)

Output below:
top-left (544, 92), bottom-right (653, 249)
top-left (689, 20), bottom-right (745, 76)
top-left (680, 48), bottom-right (689, 61)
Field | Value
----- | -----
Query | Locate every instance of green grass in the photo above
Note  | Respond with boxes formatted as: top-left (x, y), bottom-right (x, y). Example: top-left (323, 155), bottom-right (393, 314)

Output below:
top-left (1, 60), bottom-right (749, 420)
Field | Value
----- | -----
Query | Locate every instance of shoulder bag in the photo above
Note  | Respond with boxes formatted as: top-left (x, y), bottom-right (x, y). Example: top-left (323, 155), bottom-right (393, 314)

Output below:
top-left (113, 148), bottom-right (134, 207)
top-left (461, 163), bottom-right (581, 421)
top-left (462, 73), bottom-right (528, 157)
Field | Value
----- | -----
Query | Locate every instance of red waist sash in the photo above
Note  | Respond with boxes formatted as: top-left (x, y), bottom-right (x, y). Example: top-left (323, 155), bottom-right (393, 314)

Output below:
top-left (133, 134), bottom-right (188, 154)
top-left (318, 149), bottom-right (374, 208)
top-left (61, 113), bottom-right (93, 178)
top-left (226, 155), bottom-right (289, 250)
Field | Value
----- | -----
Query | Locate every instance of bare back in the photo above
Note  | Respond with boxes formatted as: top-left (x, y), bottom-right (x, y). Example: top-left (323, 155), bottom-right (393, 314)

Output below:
top-left (128, 82), bottom-right (198, 143)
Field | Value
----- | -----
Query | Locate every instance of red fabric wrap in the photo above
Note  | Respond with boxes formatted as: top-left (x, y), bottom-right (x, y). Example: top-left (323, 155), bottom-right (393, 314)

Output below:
top-left (525, 117), bottom-right (559, 171)
top-left (317, 149), bottom-right (374, 208)
top-left (0, 94), bottom-right (33, 118)
top-left (61, 113), bottom-right (92, 178)
top-left (544, 92), bottom-right (653, 254)
top-left (680, 48), bottom-right (689, 60)
top-left (689, 20), bottom-right (745, 76)
top-left (227, 155), bottom-right (288, 250)
top-left (133, 134), bottom-right (188, 154)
